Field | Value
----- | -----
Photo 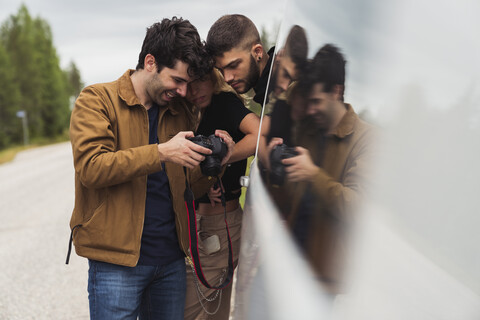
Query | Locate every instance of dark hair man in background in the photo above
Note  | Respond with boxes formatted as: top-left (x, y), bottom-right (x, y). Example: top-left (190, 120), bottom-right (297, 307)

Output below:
top-left (270, 44), bottom-right (375, 295)
top-left (67, 17), bottom-right (233, 319)
top-left (206, 14), bottom-right (274, 105)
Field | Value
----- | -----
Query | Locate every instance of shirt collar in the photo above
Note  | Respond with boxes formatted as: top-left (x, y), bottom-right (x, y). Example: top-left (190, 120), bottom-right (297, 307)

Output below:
top-left (253, 46), bottom-right (275, 104)
top-left (331, 103), bottom-right (357, 138)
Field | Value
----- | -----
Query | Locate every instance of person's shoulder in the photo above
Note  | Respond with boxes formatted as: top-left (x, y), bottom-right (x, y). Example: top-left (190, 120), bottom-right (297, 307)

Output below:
top-left (216, 91), bottom-right (241, 102)
top-left (81, 72), bottom-right (124, 96)
top-left (214, 91), bottom-right (245, 108)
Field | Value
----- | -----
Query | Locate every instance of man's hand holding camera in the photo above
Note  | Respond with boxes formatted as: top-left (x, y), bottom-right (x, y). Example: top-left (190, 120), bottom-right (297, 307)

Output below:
top-left (157, 131), bottom-right (212, 168)
top-left (282, 147), bottom-right (319, 182)
top-left (214, 129), bottom-right (235, 166)
top-left (267, 137), bottom-right (319, 184)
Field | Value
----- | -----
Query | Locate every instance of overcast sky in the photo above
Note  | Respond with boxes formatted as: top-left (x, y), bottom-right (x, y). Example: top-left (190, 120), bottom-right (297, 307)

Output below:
top-left (0, 0), bottom-right (284, 86)
top-left (2, 0), bottom-right (478, 118)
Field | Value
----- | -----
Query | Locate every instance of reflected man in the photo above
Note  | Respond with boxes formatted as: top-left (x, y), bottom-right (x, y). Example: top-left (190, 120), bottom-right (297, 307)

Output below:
top-left (273, 44), bottom-right (375, 294)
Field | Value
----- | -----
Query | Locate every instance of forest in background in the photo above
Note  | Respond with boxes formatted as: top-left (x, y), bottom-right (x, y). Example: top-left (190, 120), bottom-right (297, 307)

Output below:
top-left (0, 4), bottom-right (83, 151)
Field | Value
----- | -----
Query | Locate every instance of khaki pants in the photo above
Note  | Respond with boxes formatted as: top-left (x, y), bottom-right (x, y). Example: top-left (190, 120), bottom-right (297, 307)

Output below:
top-left (184, 207), bottom-right (243, 320)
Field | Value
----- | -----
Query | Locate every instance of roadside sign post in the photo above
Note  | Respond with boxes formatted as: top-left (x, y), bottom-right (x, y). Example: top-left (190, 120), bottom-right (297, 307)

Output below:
top-left (16, 110), bottom-right (29, 146)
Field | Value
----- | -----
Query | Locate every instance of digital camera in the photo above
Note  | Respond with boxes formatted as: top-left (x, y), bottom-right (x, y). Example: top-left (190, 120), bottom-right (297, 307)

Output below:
top-left (189, 134), bottom-right (228, 176)
top-left (269, 143), bottom-right (298, 186)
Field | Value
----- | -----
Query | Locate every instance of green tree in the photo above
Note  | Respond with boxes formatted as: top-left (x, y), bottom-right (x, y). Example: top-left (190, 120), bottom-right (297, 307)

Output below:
top-left (64, 61), bottom-right (84, 98)
top-left (33, 17), bottom-right (70, 137)
top-left (1, 4), bottom-right (44, 139)
top-left (1, 4), bottom-right (79, 142)
top-left (0, 42), bottom-right (21, 148)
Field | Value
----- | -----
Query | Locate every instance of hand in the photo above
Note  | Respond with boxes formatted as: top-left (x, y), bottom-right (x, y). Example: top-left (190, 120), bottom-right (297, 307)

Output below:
top-left (267, 137), bottom-right (284, 155)
top-left (207, 181), bottom-right (224, 207)
top-left (157, 131), bottom-right (212, 168)
top-left (282, 147), bottom-right (319, 182)
top-left (214, 130), bottom-right (235, 166)
top-left (263, 137), bottom-right (284, 170)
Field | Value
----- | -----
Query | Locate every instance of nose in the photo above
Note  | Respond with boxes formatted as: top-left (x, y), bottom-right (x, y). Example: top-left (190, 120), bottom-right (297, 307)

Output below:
top-left (187, 83), bottom-right (198, 97)
top-left (223, 70), bottom-right (234, 83)
top-left (306, 103), bottom-right (315, 115)
top-left (278, 78), bottom-right (289, 93)
top-left (176, 82), bottom-right (188, 97)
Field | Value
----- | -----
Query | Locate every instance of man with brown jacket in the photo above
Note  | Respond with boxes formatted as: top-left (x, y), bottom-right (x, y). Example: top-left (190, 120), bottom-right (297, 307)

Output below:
top-left (270, 44), bottom-right (375, 294)
top-left (67, 17), bottom-right (233, 320)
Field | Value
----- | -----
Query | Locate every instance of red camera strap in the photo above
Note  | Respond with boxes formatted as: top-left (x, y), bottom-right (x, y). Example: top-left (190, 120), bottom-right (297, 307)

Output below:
top-left (183, 167), bottom-right (234, 290)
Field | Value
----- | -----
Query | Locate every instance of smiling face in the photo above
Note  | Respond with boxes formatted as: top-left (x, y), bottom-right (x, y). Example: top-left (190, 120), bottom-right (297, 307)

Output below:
top-left (186, 74), bottom-right (215, 109)
top-left (146, 59), bottom-right (191, 107)
top-left (306, 83), bottom-right (338, 130)
top-left (214, 47), bottom-right (260, 94)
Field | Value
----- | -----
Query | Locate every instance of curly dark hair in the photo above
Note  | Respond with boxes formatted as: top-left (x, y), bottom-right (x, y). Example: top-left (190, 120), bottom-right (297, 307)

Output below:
top-left (206, 14), bottom-right (261, 57)
top-left (136, 17), bottom-right (213, 78)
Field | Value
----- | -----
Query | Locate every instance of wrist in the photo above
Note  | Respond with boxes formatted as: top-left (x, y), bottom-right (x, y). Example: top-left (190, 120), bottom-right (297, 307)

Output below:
top-left (157, 143), bottom-right (167, 162)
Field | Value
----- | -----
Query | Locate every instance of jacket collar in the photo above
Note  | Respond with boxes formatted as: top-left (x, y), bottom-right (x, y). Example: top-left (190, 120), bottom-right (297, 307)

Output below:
top-left (253, 46), bottom-right (275, 105)
top-left (331, 103), bottom-right (357, 138)
top-left (117, 69), bottom-right (179, 115)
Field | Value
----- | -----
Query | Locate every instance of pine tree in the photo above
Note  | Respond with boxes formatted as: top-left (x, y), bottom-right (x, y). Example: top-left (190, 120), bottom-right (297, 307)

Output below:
top-left (0, 4), bottom-right (81, 143)
top-left (33, 17), bottom-right (70, 137)
top-left (1, 5), bottom-right (44, 139)
top-left (0, 42), bottom-right (22, 148)
top-left (64, 61), bottom-right (84, 98)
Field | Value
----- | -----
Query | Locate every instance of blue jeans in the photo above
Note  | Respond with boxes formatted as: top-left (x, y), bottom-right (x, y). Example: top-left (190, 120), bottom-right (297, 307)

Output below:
top-left (87, 258), bottom-right (186, 320)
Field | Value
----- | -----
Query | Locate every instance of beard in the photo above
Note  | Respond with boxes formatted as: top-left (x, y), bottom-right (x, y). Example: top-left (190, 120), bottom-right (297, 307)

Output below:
top-left (147, 72), bottom-right (174, 107)
top-left (237, 55), bottom-right (260, 94)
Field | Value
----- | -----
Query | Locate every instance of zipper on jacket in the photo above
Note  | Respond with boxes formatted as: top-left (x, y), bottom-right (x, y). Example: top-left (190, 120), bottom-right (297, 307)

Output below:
top-left (65, 224), bottom-right (82, 264)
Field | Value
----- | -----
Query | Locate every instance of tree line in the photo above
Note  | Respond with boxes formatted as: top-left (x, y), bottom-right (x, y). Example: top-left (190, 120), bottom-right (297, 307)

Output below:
top-left (0, 4), bottom-right (83, 150)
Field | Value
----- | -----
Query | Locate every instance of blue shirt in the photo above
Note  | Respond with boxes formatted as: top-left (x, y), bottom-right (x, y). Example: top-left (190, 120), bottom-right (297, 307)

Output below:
top-left (138, 104), bottom-right (184, 266)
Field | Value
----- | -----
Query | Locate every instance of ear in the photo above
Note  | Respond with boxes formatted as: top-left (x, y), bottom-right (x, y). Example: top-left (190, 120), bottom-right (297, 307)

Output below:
top-left (251, 44), bottom-right (264, 62)
top-left (144, 54), bottom-right (156, 72)
top-left (332, 84), bottom-right (344, 101)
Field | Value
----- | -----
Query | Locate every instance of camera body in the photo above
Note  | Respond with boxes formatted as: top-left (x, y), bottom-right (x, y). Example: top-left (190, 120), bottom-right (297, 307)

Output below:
top-left (269, 143), bottom-right (299, 186)
top-left (189, 134), bottom-right (228, 176)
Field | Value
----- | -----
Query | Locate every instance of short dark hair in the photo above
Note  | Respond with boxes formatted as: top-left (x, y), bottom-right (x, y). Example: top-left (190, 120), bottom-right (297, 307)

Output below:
top-left (136, 17), bottom-right (213, 78)
top-left (206, 14), bottom-right (261, 57)
top-left (284, 25), bottom-right (308, 74)
top-left (300, 44), bottom-right (346, 98)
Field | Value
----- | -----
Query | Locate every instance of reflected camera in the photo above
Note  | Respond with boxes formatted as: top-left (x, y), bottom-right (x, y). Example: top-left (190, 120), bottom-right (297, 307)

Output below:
top-left (269, 144), bottom-right (298, 186)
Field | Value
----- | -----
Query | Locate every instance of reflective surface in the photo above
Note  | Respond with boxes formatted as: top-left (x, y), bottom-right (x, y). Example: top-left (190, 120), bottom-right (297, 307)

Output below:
top-left (237, 0), bottom-right (480, 318)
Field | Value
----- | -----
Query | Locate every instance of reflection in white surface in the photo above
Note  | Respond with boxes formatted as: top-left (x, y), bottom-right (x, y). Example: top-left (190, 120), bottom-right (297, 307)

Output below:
top-left (234, 161), bottom-right (332, 320)
top-left (236, 0), bottom-right (480, 318)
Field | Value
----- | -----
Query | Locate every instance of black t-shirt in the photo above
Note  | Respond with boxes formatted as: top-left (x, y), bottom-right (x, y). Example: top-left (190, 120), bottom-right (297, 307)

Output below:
top-left (196, 91), bottom-right (252, 202)
top-left (267, 98), bottom-right (294, 146)
top-left (253, 46), bottom-right (275, 105)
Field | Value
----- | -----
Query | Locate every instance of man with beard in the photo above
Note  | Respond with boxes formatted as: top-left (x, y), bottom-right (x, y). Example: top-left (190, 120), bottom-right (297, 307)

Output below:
top-left (270, 44), bottom-right (375, 294)
top-left (67, 17), bottom-right (234, 319)
top-left (206, 14), bottom-right (274, 105)
top-left (266, 24), bottom-right (309, 146)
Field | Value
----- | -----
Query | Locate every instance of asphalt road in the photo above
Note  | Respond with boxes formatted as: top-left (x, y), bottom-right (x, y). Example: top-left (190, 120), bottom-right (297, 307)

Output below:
top-left (0, 142), bottom-right (89, 319)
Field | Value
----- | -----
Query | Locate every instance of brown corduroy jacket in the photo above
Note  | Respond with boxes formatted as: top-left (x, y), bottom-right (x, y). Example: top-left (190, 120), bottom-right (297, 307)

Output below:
top-left (287, 104), bottom-right (376, 293)
top-left (69, 70), bottom-right (212, 266)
